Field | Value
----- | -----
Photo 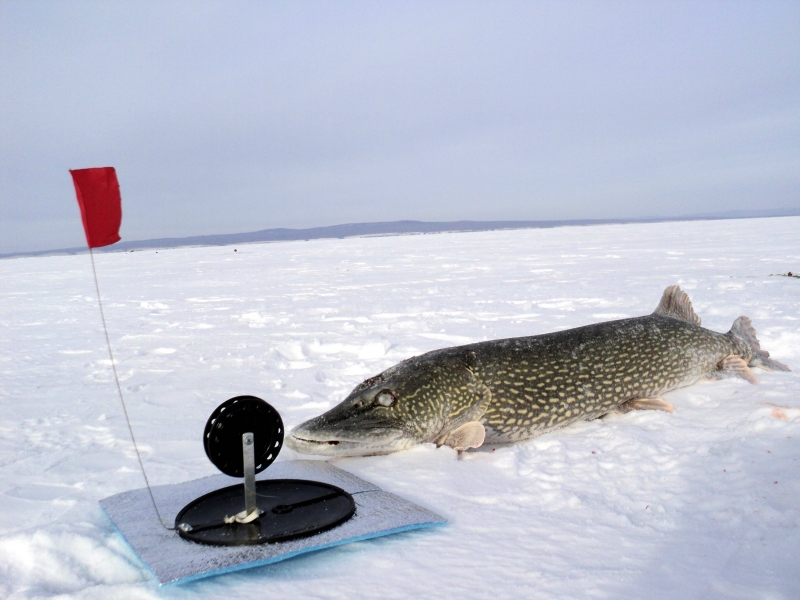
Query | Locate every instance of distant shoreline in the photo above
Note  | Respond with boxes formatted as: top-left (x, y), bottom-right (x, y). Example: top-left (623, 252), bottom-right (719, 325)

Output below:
top-left (2, 208), bottom-right (798, 260)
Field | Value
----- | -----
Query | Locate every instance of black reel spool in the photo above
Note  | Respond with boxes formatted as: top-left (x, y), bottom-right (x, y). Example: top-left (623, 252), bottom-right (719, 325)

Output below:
top-left (203, 395), bottom-right (283, 477)
top-left (176, 395), bottom-right (356, 547)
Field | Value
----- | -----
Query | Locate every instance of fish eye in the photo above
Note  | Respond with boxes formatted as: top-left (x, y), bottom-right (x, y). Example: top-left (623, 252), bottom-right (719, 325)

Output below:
top-left (374, 390), bottom-right (396, 407)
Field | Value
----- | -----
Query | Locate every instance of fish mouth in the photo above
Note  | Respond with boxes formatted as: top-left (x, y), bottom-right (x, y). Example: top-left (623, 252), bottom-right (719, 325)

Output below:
top-left (286, 426), bottom-right (414, 457)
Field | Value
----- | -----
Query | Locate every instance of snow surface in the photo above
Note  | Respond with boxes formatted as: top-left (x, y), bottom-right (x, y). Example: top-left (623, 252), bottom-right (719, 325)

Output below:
top-left (1, 217), bottom-right (798, 599)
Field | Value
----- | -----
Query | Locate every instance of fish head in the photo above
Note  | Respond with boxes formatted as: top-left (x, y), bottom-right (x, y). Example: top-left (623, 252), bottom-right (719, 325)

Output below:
top-left (287, 353), bottom-right (478, 456)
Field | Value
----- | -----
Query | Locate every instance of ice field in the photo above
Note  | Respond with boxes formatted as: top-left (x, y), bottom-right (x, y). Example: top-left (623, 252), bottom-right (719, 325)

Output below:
top-left (1, 217), bottom-right (798, 599)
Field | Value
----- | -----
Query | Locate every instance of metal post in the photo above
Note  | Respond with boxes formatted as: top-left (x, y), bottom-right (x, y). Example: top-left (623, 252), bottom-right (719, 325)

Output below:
top-left (242, 432), bottom-right (257, 518)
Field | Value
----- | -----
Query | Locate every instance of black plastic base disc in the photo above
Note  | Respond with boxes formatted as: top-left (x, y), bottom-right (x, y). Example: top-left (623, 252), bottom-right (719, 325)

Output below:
top-left (175, 479), bottom-right (356, 546)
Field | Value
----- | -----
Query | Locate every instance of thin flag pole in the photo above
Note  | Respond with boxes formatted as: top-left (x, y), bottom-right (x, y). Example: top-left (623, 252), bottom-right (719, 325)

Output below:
top-left (89, 248), bottom-right (174, 530)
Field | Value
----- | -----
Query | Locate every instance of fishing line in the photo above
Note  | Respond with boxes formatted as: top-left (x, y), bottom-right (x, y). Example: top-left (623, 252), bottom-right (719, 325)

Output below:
top-left (89, 248), bottom-right (175, 531)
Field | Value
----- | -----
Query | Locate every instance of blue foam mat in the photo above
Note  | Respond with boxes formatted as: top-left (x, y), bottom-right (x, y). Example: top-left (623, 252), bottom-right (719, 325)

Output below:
top-left (100, 460), bottom-right (446, 585)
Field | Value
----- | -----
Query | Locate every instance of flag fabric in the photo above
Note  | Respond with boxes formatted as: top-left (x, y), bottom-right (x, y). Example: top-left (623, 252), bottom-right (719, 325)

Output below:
top-left (70, 167), bottom-right (122, 248)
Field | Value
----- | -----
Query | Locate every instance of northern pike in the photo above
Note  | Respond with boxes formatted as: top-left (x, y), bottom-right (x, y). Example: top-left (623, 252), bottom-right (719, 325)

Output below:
top-left (286, 286), bottom-right (790, 456)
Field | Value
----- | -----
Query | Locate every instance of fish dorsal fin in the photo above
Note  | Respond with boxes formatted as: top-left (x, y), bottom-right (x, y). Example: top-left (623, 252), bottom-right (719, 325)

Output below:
top-left (653, 285), bottom-right (701, 326)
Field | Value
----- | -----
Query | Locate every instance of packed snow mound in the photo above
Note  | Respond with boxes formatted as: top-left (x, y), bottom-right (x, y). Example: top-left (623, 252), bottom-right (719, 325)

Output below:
top-left (0, 217), bottom-right (798, 598)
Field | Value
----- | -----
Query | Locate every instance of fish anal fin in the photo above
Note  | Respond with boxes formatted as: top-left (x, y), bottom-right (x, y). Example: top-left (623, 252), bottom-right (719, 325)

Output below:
top-left (618, 397), bottom-right (674, 414)
top-left (443, 421), bottom-right (485, 451)
top-left (719, 355), bottom-right (759, 384)
top-left (653, 285), bottom-right (701, 326)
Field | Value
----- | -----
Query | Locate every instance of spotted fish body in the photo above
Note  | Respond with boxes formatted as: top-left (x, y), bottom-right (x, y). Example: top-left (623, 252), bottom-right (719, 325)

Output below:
top-left (287, 286), bottom-right (790, 456)
top-left (466, 314), bottom-right (744, 442)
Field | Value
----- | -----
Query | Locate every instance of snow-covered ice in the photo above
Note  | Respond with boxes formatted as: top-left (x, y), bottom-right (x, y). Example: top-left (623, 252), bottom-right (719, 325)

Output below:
top-left (1, 217), bottom-right (798, 599)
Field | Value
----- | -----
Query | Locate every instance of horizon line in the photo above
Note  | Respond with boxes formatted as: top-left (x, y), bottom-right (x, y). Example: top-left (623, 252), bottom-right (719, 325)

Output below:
top-left (3, 207), bottom-right (798, 260)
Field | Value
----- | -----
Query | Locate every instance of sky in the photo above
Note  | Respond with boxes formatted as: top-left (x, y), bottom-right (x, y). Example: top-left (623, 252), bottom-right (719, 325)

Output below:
top-left (1, 1), bottom-right (799, 254)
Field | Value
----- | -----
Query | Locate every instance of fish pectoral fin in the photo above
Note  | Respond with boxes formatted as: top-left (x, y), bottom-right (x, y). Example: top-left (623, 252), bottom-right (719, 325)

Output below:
top-left (718, 355), bottom-right (759, 384)
top-left (618, 397), bottom-right (674, 414)
top-left (442, 421), bottom-right (486, 451)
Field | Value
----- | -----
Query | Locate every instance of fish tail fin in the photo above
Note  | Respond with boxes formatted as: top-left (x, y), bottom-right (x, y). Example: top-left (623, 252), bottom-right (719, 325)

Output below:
top-left (728, 316), bottom-right (790, 371)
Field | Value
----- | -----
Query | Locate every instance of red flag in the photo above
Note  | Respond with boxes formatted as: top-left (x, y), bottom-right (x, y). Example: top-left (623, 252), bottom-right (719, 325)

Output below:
top-left (70, 167), bottom-right (122, 248)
